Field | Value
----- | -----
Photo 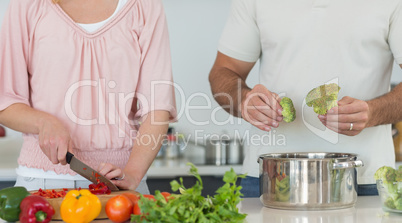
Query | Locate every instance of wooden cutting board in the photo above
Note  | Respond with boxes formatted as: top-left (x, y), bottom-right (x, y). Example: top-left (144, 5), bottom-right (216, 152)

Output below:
top-left (30, 189), bottom-right (140, 220)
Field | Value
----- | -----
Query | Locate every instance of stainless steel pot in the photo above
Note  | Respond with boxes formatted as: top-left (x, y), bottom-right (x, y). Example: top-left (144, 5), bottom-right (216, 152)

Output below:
top-left (226, 138), bottom-right (243, 165)
top-left (258, 152), bottom-right (364, 210)
top-left (205, 138), bottom-right (227, 166)
top-left (205, 137), bottom-right (243, 165)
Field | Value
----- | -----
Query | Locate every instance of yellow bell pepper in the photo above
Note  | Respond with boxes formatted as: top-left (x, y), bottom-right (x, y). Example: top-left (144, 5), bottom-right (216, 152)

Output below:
top-left (60, 189), bottom-right (101, 223)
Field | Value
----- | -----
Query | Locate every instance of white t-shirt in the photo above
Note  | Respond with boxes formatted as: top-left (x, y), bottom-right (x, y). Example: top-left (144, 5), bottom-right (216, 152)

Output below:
top-left (219, 0), bottom-right (402, 184)
top-left (78, 0), bottom-right (128, 33)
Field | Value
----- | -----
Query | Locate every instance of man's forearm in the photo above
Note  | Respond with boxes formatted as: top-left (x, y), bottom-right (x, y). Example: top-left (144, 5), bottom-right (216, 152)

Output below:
top-left (0, 103), bottom-right (57, 134)
top-left (367, 82), bottom-right (402, 127)
top-left (209, 67), bottom-right (250, 118)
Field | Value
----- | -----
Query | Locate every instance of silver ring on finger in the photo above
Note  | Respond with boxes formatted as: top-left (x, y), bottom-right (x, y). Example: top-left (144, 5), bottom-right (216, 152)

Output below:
top-left (349, 123), bottom-right (354, 131)
top-left (115, 173), bottom-right (125, 180)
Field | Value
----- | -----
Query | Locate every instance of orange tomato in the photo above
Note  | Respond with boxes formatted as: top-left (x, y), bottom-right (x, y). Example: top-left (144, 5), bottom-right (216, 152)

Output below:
top-left (105, 195), bottom-right (134, 223)
top-left (133, 203), bottom-right (142, 215)
top-left (122, 192), bottom-right (141, 215)
top-left (122, 192), bottom-right (140, 205)
top-left (143, 194), bottom-right (156, 201)
top-left (132, 194), bottom-right (156, 216)
top-left (160, 192), bottom-right (172, 202)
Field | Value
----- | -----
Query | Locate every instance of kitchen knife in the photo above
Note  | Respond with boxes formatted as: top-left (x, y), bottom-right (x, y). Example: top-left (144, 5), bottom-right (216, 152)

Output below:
top-left (66, 152), bottom-right (119, 191)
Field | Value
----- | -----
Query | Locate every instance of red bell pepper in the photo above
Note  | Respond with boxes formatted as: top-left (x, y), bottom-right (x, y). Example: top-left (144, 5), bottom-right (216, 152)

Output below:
top-left (88, 182), bottom-right (111, 195)
top-left (31, 188), bottom-right (68, 198)
top-left (19, 195), bottom-right (55, 223)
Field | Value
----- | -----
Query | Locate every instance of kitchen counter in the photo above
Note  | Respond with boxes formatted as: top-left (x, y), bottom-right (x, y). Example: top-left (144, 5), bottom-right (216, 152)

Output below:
top-left (239, 196), bottom-right (401, 223)
top-left (0, 196), bottom-right (399, 223)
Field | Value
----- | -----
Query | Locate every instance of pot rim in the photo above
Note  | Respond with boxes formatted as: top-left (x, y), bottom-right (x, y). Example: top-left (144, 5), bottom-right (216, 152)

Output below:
top-left (258, 152), bottom-right (358, 161)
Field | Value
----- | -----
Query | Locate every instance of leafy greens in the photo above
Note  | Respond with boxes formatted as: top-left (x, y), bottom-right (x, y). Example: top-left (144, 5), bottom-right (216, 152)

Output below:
top-left (131, 163), bottom-right (247, 223)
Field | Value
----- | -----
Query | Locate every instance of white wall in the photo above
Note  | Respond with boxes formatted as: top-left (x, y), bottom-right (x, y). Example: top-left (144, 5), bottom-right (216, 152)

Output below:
top-left (0, 0), bottom-right (7, 19)
top-left (162, 0), bottom-right (258, 141)
top-left (0, 0), bottom-right (401, 141)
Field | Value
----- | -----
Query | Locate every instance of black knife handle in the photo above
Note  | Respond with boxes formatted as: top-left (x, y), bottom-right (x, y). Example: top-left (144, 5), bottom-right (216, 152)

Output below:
top-left (66, 152), bottom-right (74, 164)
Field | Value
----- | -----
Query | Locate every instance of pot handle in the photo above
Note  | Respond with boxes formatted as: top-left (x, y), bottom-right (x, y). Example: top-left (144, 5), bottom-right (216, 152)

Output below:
top-left (332, 160), bottom-right (364, 169)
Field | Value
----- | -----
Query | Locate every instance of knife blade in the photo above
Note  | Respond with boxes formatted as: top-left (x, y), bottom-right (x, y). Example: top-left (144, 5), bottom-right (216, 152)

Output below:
top-left (66, 152), bottom-right (119, 191)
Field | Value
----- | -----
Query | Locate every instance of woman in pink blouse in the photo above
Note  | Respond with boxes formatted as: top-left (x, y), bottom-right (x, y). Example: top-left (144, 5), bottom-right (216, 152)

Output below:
top-left (0, 0), bottom-right (176, 193)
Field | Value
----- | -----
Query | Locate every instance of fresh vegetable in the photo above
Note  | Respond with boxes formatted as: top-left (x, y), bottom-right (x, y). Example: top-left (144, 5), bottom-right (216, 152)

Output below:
top-left (384, 196), bottom-right (397, 209)
top-left (60, 189), bottom-right (101, 223)
top-left (160, 192), bottom-right (172, 202)
top-left (142, 194), bottom-right (156, 201)
top-left (19, 195), bottom-right (55, 223)
top-left (121, 193), bottom-right (141, 215)
top-left (131, 163), bottom-right (247, 223)
top-left (394, 197), bottom-right (402, 210)
top-left (375, 166), bottom-right (398, 200)
top-left (0, 186), bottom-right (30, 222)
top-left (31, 188), bottom-right (68, 198)
top-left (374, 166), bottom-right (402, 210)
top-left (275, 176), bottom-right (290, 202)
top-left (88, 182), bottom-right (111, 195)
top-left (130, 193), bottom-right (157, 216)
top-left (306, 83), bottom-right (341, 115)
top-left (396, 165), bottom-right (402, 182)
top-left (331, 169), bottom-right (345, 202)
top-left (106, 194), bottom-right (134, 223)
top-left (122, 192), bottom-right (140, 204)
top-left (279, 97), bottom-right (296, 123)
top-left (133, 203), bottom-right (142, 216)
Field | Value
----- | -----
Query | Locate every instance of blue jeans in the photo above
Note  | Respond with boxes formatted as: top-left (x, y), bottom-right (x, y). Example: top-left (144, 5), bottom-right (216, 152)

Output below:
top-left (240, 176), bottom-right (378, 198)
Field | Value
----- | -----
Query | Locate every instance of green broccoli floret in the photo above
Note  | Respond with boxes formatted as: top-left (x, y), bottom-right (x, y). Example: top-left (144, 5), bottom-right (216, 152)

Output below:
top-left (279, 97), bottom-right (296, 123)
top-left (375, 166), bottom-right (396, 182)
top-left (306, 83), bottom-right (341, 115)
top-left (396, 165), bottom-right (402, 182)
top-left (385, 197), bottom-right (397, 209)
top-left (375, 166), bottom-right (398, 200)
top-left (394, 198), bottom-right (402, 210)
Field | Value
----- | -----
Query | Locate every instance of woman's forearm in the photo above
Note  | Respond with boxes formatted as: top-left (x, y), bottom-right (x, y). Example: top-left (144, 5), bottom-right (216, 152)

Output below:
top-left (0, 103), bottom-right (72, 164)
top-left (124, 110), bottom-right (170, 185)
top-left (0, 103), bottom-right (58, 134)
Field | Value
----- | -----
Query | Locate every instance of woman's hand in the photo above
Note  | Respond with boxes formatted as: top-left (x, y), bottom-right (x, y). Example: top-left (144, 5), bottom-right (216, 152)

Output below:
top-left (240, 84), bottom-right (283, 131)
top-left (319, 96), bottom-right (370, 136)
top-left (98, 163), bottom-right (140, 191)
top-left (38, 116), bottom-right (72, 165)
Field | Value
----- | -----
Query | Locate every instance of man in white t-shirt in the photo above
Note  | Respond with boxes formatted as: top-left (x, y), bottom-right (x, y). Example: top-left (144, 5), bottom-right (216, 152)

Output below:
top-left (209, 0), bottom-right (402, 197)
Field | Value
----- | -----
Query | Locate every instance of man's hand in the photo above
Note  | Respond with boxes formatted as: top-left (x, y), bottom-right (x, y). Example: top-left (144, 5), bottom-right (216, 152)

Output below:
top-left (240, 84), bottom-right (283, 131)
top-left (319, 96), bottom-right (369, 136)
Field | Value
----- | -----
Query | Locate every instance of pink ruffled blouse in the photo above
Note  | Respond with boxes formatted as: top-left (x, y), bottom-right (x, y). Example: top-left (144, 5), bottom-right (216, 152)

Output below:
top-left (0, 0), bottom-right (176, 175)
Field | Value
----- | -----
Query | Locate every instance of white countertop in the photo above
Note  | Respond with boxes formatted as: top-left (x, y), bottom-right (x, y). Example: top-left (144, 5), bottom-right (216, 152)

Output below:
top-left (240, 196), bottom-right (402, 223)
top-left (0, 196), bottom-right (398, 223)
